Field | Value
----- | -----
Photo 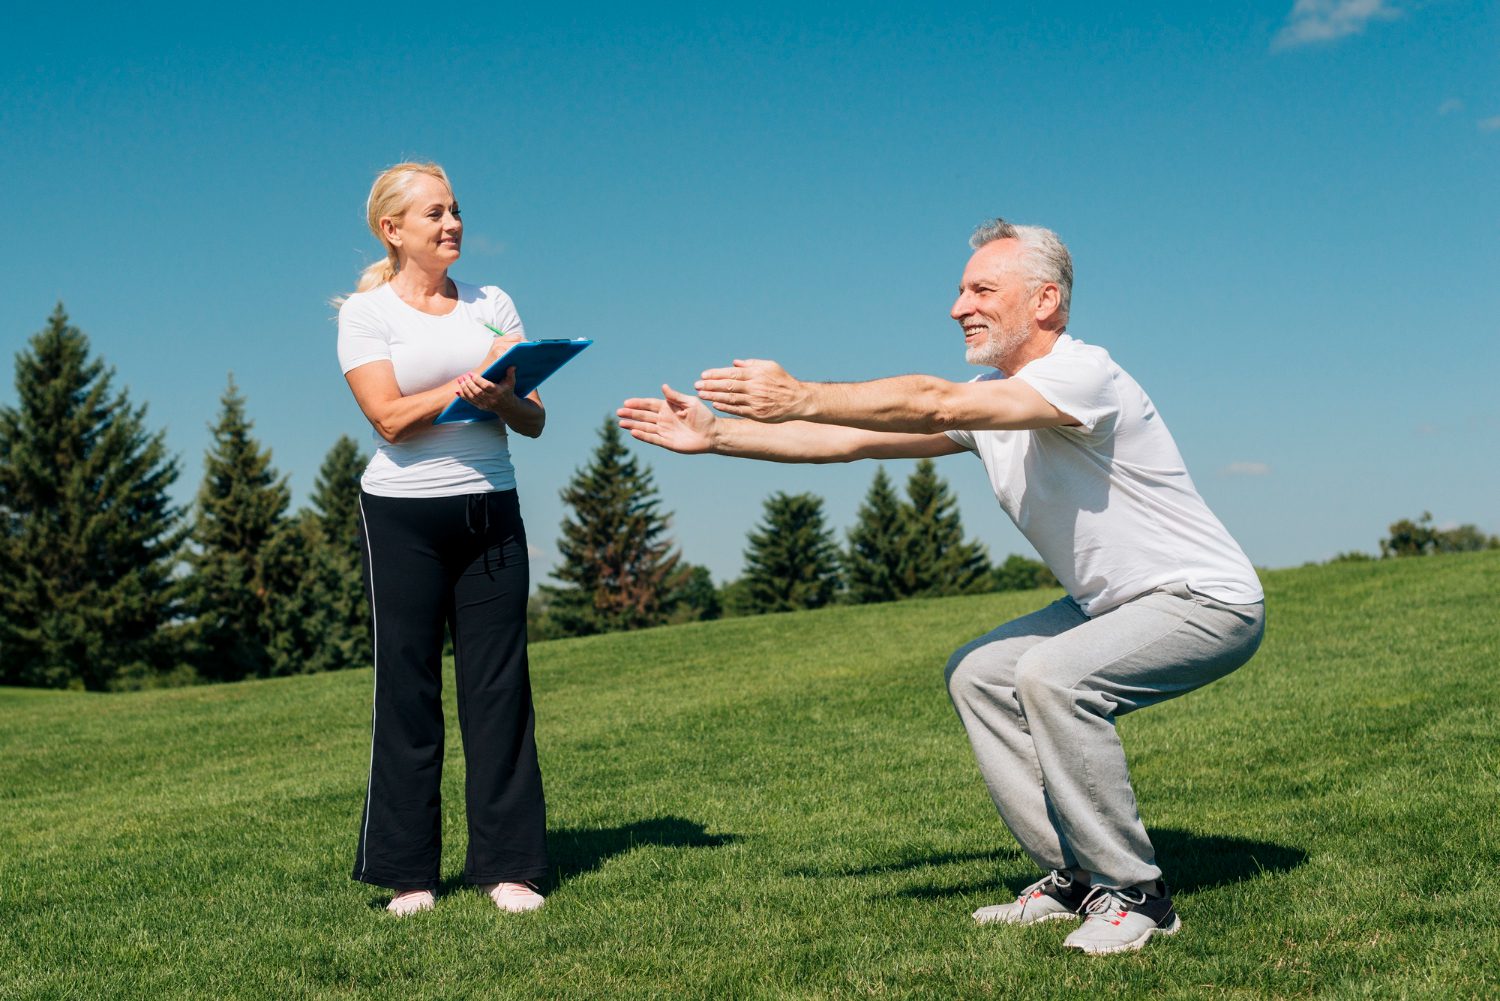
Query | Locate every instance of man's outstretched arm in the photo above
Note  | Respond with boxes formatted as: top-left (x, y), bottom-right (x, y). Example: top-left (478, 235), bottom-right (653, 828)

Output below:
top-left (693, 359), bottom-right (1078, 433)
top-left (617, 385), bottom-right (963, 463)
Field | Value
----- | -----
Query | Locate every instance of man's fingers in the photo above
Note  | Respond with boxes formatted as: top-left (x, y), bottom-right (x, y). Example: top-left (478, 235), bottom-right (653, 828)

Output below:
top-left (698, 366), bottom-right (744, 382)
top-left (619, 397), bottom-right (665, 413)
top-left (617, 408), bottom-right (662, 426)
top-left (694, 379), bottom-right (748, 396)
top-left (622, 427), bottom-right (664, 447)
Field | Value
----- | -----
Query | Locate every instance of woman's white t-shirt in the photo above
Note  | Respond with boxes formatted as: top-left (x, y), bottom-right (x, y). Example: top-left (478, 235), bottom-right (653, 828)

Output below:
top-left (337, 280), bottom-right (525, 498)
top-left (946, 333), bottom-right (1263, 616)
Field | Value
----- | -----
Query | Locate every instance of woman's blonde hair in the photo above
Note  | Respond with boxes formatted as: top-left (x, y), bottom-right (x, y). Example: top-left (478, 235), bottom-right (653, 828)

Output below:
top-left (351, 161), bottom-right (455, 294)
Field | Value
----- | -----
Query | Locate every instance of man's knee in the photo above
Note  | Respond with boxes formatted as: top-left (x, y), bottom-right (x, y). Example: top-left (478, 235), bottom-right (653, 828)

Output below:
top-left (1014, 653), bottom-right (1070, 707)
top-left (944, 645), bottom-right (979, 706)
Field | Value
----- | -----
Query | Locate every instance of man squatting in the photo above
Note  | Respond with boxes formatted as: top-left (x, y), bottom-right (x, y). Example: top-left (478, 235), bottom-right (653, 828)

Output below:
top-left (617, 218), bottom-right (1265, 955)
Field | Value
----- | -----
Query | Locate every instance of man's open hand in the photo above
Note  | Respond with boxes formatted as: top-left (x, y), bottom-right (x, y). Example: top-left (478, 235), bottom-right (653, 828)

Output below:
top-left (693, 359), bottom-right (808, 423)
top-left (618, 385), bottom-right (717, 454)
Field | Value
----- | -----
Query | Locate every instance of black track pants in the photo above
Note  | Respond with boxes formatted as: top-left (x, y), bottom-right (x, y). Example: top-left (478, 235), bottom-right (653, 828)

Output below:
top-left (352, 489), bottom-right (548, 891)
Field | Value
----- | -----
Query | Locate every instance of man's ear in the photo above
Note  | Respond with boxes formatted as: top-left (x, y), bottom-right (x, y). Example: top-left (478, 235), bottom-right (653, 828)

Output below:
top-left (1033, 283), bottom-right (1062, 325)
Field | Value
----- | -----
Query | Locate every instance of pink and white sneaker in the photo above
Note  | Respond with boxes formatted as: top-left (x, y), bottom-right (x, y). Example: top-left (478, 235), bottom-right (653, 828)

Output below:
top-left (386, 889), bottom-right (436, 916)
top-left (482, 881), bottom-right (545, 913)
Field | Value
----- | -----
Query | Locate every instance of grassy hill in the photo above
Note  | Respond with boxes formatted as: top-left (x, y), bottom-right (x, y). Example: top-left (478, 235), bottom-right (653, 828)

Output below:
top-left (2, 552), bottom-right (1497, 1000)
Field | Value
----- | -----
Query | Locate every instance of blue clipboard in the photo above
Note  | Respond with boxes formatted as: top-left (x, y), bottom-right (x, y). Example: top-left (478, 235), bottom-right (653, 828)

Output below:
top-left (434, 338), bottom-right (593, 425)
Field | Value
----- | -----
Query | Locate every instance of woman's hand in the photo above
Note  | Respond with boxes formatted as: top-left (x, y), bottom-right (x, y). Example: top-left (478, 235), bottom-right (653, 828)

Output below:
top-left (456, 331), bottom-right (546, 438)
top-left (617, 385), bottom-right (718, 454)
top-left (455, 366), bottom-right (518, 413)
top-left (481, 332), bottom-right (525, 369)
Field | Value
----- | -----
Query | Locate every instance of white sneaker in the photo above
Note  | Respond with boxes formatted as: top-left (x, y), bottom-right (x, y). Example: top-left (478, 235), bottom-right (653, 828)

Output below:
top-left (1062, 883), bottom-right (1181, 955)
top-left (973, 870), bottom-right (1089, 925)
top-left (386, 889), bottom-right (436, 916)
top-left (482, 881), bottom-right (545, 913)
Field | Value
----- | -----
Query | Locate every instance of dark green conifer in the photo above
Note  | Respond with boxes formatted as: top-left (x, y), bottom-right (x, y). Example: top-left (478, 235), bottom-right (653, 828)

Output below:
top-left (257, 435), bottom-right (371, 676)
top-left (899, 459), bottom-right (990, 597)
top-left (844, 466), bottom-right (906, 604)
top-left (0, 305), bottom-right (185, 690)
top-left (311, 434), bottom-right (366, 549)
top-left (543, 419), bottom-right (686, 636)
top-left (183, 377), bottom-right (289, 681)
top-left (741, 492), bottom-right (843, 613)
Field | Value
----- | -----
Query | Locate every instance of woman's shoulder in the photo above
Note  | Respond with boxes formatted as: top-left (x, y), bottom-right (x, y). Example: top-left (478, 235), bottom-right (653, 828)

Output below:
top-left (338, 283), bottom-right (396, 319)
top-left (455, 280), bottom-right (516, 307)
top-left (455, 280), bottom-right (522, 329)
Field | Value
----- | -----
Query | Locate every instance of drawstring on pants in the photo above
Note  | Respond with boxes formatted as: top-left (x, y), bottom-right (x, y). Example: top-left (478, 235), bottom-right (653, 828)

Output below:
top-left (465, 494), bottom-right (494, 575)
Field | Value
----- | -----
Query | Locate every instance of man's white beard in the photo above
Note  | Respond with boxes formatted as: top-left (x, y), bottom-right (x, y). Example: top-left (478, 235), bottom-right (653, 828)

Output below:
top-left (965, 318), bottom-right (1030, 370)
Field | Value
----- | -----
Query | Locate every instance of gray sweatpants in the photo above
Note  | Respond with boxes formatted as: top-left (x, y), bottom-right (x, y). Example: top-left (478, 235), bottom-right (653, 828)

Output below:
top-left (945, 582), bottom-right (1265, 889)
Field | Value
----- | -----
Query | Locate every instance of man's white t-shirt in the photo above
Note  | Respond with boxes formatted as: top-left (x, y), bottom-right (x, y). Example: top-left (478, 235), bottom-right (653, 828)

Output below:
top-left (946, 333), bottom-right (1263, 616)
top-left (337, 280), bottom-right (525, 498)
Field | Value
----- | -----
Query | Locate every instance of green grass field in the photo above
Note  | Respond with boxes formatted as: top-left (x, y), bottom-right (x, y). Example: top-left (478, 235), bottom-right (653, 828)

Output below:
top-left (3, 552), bottom-right (1498, 1000)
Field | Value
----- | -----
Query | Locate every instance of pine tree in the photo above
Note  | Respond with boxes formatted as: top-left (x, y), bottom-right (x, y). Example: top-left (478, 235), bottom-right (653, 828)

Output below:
top-left (183, 377), bottom-right (290, 681)
top-left (899, 459), bottom-right (991, 597)
top-left (258, 435), bottom-right (371, 676)
top-left (261, 510), bottom-right (366, 675)
top-left (311, 434), bottom-right (365, 550)
top-left (0, 305), bottom-right (185, 690)
top-left (667, 563), bottom-right (723, 624)
top-left (741, 492), bottom-right (843, 613)
top-left (844, 466), bottom-right (907, 604)
top-left (310, 435), bottom-right (371, 667)
top-left (543, 419), bottom-right (686, 636)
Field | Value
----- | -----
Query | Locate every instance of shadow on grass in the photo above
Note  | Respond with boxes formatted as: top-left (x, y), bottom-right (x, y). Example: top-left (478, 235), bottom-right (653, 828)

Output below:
top-left (798, 829), bottom-right (1305, 901)
top-left (545, 815), bottom-right (737, 888)
top-left (787, 849), bottom-right (1022, 880)
top-left (362, 816), bottom-right (736, 905)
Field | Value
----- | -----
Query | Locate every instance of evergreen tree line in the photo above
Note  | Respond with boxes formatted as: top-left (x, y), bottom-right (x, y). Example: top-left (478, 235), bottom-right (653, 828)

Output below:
top-left (528, 420), bottom-right (1059, 639)
top-left (0, 307), bottom-right (369, 690)
top-left (0, 309), bottom-right (1055, 687)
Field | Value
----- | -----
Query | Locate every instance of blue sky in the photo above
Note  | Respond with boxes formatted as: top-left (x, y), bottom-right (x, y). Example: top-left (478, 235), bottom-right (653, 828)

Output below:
top-left (3, 1), bottom-right (1496, 584)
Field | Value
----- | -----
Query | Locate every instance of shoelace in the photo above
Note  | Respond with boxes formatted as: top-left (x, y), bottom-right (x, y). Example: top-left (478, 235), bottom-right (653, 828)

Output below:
top-left (1078, 885), bottom-right (1148, 926)
top-left (1018, 869), bottom-right (1072, 904)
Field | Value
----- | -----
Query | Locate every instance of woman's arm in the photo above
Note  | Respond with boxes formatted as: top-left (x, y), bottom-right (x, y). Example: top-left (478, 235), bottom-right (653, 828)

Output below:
top-left (345, 335), bottom-right (543, 443)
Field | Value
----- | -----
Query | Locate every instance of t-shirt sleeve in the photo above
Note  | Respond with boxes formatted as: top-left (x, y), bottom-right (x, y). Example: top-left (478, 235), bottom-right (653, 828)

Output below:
top-left (337, 296), bottom-right (391, 374)
top-left (945, 370), bottom-right (998, 451)
top-left (484, 287), bottom-right (526, 339)
top-left (945, 428), bottom-right (977, 451)
top-left (1012, 349), bottom-right (1119, 434)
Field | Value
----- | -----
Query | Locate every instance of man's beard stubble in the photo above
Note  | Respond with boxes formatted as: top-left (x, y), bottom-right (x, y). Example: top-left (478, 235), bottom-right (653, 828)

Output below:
top-left (964, 316), bottom-right (1030, 371)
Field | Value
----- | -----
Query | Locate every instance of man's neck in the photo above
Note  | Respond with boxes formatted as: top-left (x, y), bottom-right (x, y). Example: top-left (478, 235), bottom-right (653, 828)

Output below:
top-left (1000, 328), bottom-right (1064, 376)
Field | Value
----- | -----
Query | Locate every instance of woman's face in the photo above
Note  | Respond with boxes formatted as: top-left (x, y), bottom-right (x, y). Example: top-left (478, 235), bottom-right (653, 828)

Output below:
top-left (384, 173), bottom-right (462, 271)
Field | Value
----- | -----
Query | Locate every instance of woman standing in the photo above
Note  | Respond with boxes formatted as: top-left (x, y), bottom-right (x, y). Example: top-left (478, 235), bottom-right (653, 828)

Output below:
top-left (337, 162), bottom-right (547, 916)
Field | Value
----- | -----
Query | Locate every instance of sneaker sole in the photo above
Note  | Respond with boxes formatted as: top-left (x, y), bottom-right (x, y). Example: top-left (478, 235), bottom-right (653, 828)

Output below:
top-left (973, 909), bottom-right (1080, 926)
top-left (1068, 915), bottom-right (1182, 955)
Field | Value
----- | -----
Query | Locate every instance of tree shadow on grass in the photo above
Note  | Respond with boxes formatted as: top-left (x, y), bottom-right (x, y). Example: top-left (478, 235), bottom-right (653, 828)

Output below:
top-left (544, 815), bottom-right (738, 888)
top-left (801, 829), bottom-right (1306, 901)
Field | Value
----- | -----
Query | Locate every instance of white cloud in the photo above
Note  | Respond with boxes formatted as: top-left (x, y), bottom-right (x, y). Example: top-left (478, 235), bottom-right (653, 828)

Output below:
top-left (1479, 116), bottom-right (1500, 132)
top-left (1223, 461), bottom-right (1272, 477)
top-left (1272, 0), bottom-right (1402, 50)
top-left (1438, 98), bottom-right (1464, 116)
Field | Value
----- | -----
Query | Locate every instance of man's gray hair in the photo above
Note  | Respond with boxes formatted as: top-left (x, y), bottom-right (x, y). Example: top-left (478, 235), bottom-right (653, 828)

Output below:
top-left (969, 218), bottom-right (1073, 327)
